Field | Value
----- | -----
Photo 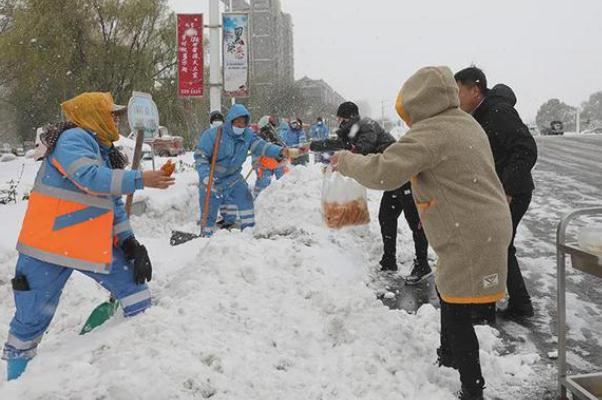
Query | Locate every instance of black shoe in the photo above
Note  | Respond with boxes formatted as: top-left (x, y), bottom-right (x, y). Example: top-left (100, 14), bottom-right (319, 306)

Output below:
top-left (436, 347), bottom-right (457, 370)
top-left (457, 386), bottom-right (484, 400)
top-left (379, 255), bottom-right (398, 272)
top-left (498, 301), bottom-right (534, 321)
top-left (405, 259), bottom-right (432, 285)
top-left (216, 219), bottom-right (235, 230)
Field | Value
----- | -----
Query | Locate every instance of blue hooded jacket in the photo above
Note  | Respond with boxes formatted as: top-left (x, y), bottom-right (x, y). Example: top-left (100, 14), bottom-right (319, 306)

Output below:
top-left (281, 124), bottom-right (306, 147)
top-left (194, 104), bottom-right (284, 187)
top-left (310, 121), bottom-right (329, 140)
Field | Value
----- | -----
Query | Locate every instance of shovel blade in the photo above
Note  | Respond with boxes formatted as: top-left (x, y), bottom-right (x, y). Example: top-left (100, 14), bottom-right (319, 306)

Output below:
top-left (170, 230), bottom-right (200, 246)
top-left (80, 300), bottom-right (120, 335)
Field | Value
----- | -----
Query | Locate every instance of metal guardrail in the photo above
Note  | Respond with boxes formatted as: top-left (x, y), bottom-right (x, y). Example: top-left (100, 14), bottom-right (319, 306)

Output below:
top-left (557, 207), bottom-right (602, 400)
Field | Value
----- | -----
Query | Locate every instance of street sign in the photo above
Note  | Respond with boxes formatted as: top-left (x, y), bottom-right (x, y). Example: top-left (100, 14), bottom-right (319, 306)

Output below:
top-left (127, 91), bottom-right (160, 134)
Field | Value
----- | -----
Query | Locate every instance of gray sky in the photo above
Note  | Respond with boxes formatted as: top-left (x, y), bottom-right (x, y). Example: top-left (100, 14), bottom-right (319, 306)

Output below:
top-left (170, 0), bottom-right (602, 122)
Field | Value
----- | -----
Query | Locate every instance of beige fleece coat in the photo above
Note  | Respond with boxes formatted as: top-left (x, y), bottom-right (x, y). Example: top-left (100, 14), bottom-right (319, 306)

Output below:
top-left (338, 66), bottom-right (512, 304)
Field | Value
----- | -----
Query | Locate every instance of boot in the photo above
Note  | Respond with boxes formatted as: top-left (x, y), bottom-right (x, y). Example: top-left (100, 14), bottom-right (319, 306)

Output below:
top-left (7, 358), bottom-right (29, 381)
top-left (379, 254), bottom-right (398, 272)
top-left (216, 218), bottom-right (234, 230)
top-left (437, 347), bottom-right (457, 370)
top-left (498, 300), bottom-right (534, 321)
top-left (457, 386), bottom-right (484, 400)
top-left (405, 259), bottom-right (432, 285)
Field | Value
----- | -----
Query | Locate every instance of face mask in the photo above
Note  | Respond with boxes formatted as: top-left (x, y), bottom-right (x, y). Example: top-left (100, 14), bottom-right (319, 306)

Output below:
top-left (232, 126), bottom-right (246, 135)
top-left (211, 121), bottom-right (223, 128)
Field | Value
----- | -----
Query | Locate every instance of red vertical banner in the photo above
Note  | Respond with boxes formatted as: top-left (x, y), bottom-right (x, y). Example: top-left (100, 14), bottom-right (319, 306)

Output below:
top-left (177, 14), bottom-right (204, 97)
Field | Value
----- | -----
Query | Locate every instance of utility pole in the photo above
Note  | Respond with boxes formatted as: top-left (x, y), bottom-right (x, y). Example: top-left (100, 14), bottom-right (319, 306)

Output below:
top-left (576, 106), bottom-right (581, 134)
top-left (229, 0), bottom-right (235, 106)
top-left (209, 0), bottom-right (221, 113)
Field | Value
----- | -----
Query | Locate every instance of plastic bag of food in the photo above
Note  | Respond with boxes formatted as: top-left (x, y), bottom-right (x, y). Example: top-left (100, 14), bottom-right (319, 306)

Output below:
top-left (578, 225), bottom-right (602, 255)
top-left (321, 167), bottom-right (370, 229)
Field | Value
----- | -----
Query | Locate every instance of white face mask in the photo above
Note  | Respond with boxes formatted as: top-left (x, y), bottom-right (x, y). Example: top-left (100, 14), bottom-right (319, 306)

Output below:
top-left (232, 126), bottom-right (246, 135)
top-left (211, 121), bottom-right (223, 128)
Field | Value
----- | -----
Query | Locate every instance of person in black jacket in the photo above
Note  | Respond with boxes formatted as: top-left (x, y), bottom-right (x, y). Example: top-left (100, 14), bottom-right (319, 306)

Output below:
top-left (455, 67), bottom-right (538, 320)
top-left (311, 102), bottom-right (431, 283)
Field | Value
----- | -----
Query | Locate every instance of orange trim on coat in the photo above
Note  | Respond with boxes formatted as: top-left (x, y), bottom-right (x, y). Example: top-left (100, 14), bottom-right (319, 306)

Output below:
top-left (440, 291), bottom-right (505, 305)
top-left (395, 92), bottom-right (412, 126)
top-left (51, 158), bottom-right (109, 197)
top-left (416, 199), bottom-right (435, 212)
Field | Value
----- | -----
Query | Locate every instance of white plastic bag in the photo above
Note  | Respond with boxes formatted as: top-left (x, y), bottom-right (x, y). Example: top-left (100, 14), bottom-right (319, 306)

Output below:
top-left (321, 167), bottom-right (370, 229)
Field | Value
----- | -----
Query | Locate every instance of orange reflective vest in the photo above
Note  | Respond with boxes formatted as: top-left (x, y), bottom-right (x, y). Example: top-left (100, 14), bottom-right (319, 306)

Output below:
top-left (257, 156), bottom-right (280, 170)
top-left (17, 160), bottom-right (115, 273)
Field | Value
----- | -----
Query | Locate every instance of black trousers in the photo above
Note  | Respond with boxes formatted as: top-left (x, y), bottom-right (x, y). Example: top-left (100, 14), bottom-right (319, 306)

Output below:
top-left (507, 192), bottom-right (532, 306)
top-left (379, 182), bottom-right (428, 260)
top-left (471, 192), bottom-right (533, 323)
top-left (440, 298), bottom-right (485, 390)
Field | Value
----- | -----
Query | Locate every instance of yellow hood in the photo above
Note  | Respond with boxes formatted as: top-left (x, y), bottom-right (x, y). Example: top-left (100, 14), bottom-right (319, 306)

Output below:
top-left (61, 92), bottom-right (120, 146)
top-left (395, 66), bottom-right (459, 125)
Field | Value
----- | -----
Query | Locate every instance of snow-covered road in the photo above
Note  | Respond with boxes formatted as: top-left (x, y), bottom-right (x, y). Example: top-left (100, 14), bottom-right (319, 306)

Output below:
top-left (511, 134), bottom-right (602, 399)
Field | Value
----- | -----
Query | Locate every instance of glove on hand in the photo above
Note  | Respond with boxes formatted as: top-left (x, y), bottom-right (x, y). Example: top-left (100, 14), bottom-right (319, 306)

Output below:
top-left (121, 237), bottom-right (153, 284)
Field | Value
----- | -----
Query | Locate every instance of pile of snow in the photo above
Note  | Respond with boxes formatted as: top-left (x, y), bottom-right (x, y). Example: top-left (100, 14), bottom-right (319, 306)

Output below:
top-left (0, 160), bottom-right (538, 399)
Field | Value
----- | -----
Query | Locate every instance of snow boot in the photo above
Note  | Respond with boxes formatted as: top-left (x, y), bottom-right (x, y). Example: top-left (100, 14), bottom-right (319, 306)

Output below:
top-left (498, 300), bottom-right (534, 321)
top-left (436, 347), bottom-right (457, 370)
top-left (379, 254), bottom-right (398, 272)
top-left (457, 386), bottom-right (484, 400)
top-left (405, 259), bottom-right (432, 285)
top-left (7, 358), bottom-right (29, 381)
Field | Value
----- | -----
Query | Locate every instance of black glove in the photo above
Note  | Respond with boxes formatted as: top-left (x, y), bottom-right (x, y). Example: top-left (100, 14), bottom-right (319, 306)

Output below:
top-left (121, 237), bottom-right (153, 284)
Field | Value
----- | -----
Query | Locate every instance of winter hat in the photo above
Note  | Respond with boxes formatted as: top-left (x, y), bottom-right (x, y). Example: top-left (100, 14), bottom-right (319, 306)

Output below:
top-left (336, 102), bottom-right (359, 119)
top-left (61, 92), bottom-right (121, 146)
top-left (209, 110), bottom-right (224, 124)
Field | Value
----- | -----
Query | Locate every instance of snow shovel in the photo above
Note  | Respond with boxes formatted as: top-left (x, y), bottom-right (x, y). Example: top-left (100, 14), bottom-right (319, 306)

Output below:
top-left (80, 129), bottom-right (145, 334)
top-left (171, 128), bottom-right (223, 246)
top-left (80, 296), bottom-right (120, 335)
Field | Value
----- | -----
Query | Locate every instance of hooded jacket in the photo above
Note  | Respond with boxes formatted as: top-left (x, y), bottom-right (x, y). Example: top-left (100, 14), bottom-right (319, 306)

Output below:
top-left (472, 84), bottom-right (538, 196)
top-left (310, 121), bottom-right (330, 140)
top-left (194, 104), bottom-right (284, 188)
top-left (337, 66), bottom-right (513, 304)
top-left (17, 127), bottom-right (141, 273)
top-left (280, 124), bottom-right (306, 148)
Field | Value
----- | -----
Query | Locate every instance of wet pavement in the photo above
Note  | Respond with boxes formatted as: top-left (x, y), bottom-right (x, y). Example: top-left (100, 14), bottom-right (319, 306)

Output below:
top-left (376, 134), bottom-right (602, 399)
